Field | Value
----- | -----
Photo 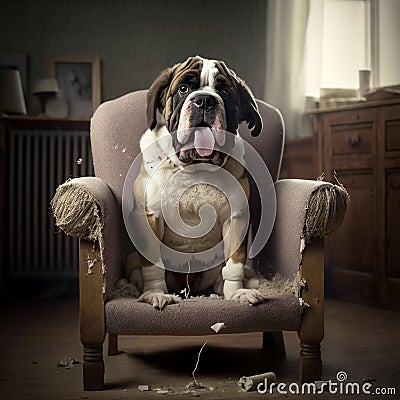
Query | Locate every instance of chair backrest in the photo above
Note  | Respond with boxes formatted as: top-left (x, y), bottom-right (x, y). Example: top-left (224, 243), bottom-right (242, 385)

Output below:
top-left (90, 90), bottom-right (285, 260)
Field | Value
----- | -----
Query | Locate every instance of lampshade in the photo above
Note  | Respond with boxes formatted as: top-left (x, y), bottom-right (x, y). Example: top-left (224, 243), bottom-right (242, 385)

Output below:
top-left (33, 78), bottom-right (59, 95)
top-left (0, 67), bottom-right (27, 114)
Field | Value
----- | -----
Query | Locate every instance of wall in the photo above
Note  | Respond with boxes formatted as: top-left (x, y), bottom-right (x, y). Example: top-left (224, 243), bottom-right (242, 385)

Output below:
top-left (0, 0), bottom-right (267, 114)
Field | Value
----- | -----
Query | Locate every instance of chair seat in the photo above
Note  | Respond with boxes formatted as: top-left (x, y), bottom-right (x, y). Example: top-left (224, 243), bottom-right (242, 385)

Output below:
top-left (105, 292), bottom-right (301, 335)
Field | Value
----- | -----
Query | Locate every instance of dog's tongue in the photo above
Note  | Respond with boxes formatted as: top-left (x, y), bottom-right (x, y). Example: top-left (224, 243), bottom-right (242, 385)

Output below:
top-left (194, 128), bottom-right (215, 156)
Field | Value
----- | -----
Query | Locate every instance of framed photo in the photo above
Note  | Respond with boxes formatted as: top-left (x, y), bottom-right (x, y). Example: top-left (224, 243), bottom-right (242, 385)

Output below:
top-left (50, 56), bottom-right (100, 118)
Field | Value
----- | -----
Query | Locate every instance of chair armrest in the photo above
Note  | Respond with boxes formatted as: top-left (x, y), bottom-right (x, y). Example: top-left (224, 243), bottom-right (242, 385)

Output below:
top-left (266, 178), bottom-right (349, 279)
top-left (51, 177), bottom-right (125, 297)
top-left (51, 176), bottom-right (115, 240)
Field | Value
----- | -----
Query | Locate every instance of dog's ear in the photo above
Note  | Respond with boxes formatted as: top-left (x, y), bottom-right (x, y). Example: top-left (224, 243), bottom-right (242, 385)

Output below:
top-left (218, 61), bottom-right (263, 137)
top-left (237, 80), bottom-right (263, 137)
top-left (147, 67), bottom-right (173, 130)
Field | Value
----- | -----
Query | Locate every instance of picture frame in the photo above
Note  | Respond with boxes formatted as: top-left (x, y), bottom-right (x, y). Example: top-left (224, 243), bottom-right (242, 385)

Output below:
top-left (50, 55), bottom-right (101, 118)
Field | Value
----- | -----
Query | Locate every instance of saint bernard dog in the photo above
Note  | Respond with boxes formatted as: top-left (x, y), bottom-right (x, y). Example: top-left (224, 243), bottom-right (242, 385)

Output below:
top-left (127, 56), bottom-right (267, 309)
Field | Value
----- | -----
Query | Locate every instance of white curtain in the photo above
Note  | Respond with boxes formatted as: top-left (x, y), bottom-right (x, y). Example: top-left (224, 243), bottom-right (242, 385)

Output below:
top-left (263, 0), bottom-right (310, 139)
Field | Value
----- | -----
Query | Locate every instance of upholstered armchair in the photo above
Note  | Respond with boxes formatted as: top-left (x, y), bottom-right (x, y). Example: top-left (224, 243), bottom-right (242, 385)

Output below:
top-left (51, 90), bottom-right (349, 390)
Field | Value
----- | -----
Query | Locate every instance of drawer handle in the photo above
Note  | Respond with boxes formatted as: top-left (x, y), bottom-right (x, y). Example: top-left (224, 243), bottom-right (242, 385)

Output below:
top-left (345, 134), bottom-right (360, 146)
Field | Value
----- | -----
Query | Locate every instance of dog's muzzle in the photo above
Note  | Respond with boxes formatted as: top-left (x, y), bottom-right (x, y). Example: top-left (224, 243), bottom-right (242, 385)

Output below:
top-left (177, 127), bottom-right (225, 166)
top-left (176, 92), bottom-right (227, 165)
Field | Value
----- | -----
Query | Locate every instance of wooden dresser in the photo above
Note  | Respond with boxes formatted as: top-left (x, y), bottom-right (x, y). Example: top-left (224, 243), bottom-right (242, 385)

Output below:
top-left (309, 99), bottom-right (400, 310)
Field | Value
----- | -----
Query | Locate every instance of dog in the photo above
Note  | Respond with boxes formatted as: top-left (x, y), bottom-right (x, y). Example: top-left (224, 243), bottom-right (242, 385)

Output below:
top-left (126, 56), bottom-right (267, 309)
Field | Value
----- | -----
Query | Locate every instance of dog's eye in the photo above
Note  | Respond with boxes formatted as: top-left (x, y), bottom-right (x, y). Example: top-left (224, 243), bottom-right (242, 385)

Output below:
top-left (178, 84), bottom-right (189, 95)
top-left (219, 88), bottom-right (229, 98)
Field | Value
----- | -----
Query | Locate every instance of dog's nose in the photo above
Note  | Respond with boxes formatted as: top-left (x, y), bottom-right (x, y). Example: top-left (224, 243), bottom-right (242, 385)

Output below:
top-left (193, 95), bottom-right (217, 112)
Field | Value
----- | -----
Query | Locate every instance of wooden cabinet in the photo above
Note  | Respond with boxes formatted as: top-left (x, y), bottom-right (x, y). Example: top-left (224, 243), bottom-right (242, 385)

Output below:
top-left (310, 99), bottom-right (400, 310)
top-left (0, 115), bottom-right (92, 297)
top-left (280, 136), bottom-right (317, 180)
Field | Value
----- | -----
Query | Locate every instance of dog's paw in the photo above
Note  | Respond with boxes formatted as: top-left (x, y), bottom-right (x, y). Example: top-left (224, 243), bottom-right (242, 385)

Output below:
top-left (114, 279), bottom-right (140, 298)
top-left (137, 290), bottom-right (181, 310)
top-left (230, 288), bottom-right (267, 305)
top-left (119, 283), bottom-right (141, 298)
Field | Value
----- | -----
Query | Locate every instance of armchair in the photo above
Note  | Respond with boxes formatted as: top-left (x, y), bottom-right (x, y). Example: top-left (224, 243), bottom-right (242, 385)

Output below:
top-left (51, 90), bottom-right (349, 390)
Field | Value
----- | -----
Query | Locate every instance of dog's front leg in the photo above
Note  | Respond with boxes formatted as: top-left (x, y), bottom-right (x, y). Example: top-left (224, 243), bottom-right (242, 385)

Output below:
top-left (137, 213), bottom-right (180, 309)
top-left (222, 217), bottom-right (266, 305)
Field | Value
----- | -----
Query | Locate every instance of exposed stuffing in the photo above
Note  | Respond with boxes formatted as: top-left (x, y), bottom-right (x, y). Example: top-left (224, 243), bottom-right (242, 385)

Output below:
top-left (300, 237), bottom-right (306, 252)
top-left (87, 254), bottom-right (98, 275)
top-left (210, 322), bottom-right (226, 333)
top-left (110, 270), bottom-right (305, 301)
top-left (51, 179), bottom-right (107, 293)
top-left (299, 298), bottom-right (311, 310)
top-left (259, 272), bottom-right (303, 297)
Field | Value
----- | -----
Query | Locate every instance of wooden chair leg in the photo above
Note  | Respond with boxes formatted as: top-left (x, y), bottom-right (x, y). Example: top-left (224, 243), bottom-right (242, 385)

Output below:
top-left (79, 239), bottom-right (105, 390)
top-left (83, 345), bottom-right (105, 391)
top-left (298, 237), bottom-right (324, 383)
top-left (298, 340), bottom-right (322, 383)
top-left (108, 333), bottom-right (119, 356)
top-left (262, 331), bottom-right (286, 357)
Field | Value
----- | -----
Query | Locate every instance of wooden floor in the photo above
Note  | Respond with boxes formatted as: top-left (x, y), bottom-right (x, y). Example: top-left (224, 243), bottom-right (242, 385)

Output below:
top-left (0, 297), bottom-right (399, 399)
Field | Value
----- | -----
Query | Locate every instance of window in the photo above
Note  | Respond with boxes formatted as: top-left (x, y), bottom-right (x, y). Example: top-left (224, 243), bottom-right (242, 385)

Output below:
top-left (305, 0), bottom-right (400, 98)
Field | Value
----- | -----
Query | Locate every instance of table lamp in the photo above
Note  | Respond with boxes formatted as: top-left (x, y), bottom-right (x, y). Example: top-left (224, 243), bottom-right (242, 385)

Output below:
top-left (0, 67), bottom-right (27, 115)
top-left (33, 78), bottom-right (59, 115)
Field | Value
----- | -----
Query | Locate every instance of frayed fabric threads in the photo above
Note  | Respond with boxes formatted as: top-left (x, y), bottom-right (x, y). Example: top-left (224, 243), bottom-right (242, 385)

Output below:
top-left (51, 178), bottom-right (108, 293)
top-left (51, 181), bottom-right (102, 241)
top-left (304, 184), bottom-right (350, 242)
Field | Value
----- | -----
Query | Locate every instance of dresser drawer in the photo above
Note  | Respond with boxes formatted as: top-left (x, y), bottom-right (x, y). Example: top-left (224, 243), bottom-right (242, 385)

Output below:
top-left (329, 122), bottom-right (374, 157)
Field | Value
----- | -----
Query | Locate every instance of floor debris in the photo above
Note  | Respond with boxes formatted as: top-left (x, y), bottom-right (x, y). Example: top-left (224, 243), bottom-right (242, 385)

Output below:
top-left (76, 158), bottom-right (83, 165)
top-left (238, 372), bottom-right (276, 392)
top-left (58, 356), bottom-right (80, 369)
top-left (138, 384), bottom-right (151, 391)
top-left (363, 376), bottom-right (377, 383)
top-left (155, 389), bottom-right (169, 395)
top-left (150, 383), bottom-right (218, 397)
top-left (186, 382), bottom-right (207, 390)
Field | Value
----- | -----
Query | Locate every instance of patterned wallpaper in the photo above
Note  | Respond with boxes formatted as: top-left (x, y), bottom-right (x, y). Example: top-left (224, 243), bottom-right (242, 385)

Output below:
top-left (0, 0), bottom-right (267, 115)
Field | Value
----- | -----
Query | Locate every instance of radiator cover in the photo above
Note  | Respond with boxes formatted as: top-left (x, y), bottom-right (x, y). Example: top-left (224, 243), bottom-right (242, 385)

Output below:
top-left (6, 120), bottom-right (93, 279)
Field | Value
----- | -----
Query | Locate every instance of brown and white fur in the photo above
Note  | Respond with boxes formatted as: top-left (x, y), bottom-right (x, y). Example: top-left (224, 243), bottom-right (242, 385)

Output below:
top-left (127, 56), bottom-right (266, 309)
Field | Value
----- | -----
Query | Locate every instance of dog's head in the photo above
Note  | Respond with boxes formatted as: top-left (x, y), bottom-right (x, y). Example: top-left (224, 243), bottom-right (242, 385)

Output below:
top-left (147, 56), bottom-right (263, 166)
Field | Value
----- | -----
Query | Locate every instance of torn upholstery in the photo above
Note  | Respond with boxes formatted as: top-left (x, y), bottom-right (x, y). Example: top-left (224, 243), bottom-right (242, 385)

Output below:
top-left (265, 179), bottom-right (349, 280)
top-left (105, 293), bottom-right (301, 335)
top-left (51, 176), bottom-right (125, 294)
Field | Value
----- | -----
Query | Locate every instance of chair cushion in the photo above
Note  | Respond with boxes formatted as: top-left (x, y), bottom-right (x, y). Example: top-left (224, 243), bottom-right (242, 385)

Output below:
top-left (105, 293), bottom-right (301, 335)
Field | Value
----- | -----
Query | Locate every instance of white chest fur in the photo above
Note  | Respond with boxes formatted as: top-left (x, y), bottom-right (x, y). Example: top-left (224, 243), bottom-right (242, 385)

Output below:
top-left (136, 126), bottom-right (248, 257)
